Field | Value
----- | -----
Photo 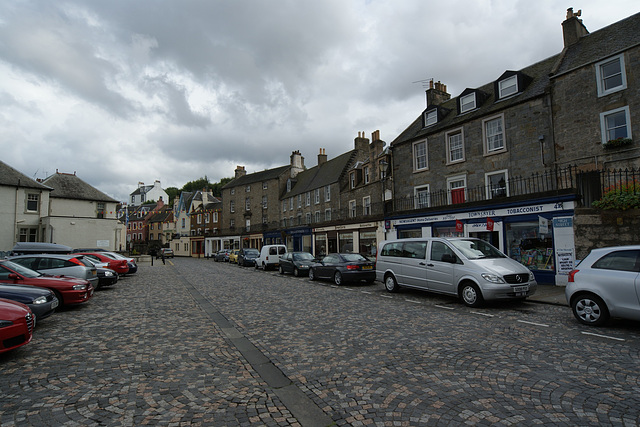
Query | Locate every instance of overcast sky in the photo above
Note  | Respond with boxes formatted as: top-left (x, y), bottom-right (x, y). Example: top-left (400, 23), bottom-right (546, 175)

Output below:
top-left (1, 1), bottom-right (638, 202)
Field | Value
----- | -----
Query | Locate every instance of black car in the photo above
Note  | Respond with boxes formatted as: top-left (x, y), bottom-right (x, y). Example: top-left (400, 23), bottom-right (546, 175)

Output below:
top-left (278, 252), bottom-right (315, 276)
top-left (83, 258), bottom-right (118, 290)
top-left (237, 248), bottom-right (260, 267)
top-left (0, 284), bottom-right (58, 321)
top-left (214, 250), bottom-right (230, 262)
top-left (309, 253), bottom-right (376, 285)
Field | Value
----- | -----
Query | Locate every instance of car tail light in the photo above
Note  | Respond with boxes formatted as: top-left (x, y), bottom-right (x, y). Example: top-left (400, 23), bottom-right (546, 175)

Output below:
top-left (568, 269), bottom-right (579, 282)
top-left (69, 257), bottom-right (84, 266)
top-left (346, 264), bottom-right (359, 271)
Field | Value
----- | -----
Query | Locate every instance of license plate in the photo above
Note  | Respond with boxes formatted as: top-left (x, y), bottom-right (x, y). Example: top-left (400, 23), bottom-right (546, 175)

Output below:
top-left (51, 299), bottom-right (59, 309)
top-left (362, 266), bottom-right (373, 270)
top-left (513, 285), bottom-right (529, 293)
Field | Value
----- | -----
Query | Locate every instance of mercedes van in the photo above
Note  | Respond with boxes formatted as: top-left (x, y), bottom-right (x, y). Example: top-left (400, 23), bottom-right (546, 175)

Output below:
top-left (375, 237), bottom-right (537, 307)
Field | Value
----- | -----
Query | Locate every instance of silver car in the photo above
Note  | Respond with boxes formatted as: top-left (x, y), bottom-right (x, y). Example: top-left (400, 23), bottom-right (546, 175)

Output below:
top-left (566, 245), bottom-right (640, 326)
top-left (8, 254), bottom-right (99, 289)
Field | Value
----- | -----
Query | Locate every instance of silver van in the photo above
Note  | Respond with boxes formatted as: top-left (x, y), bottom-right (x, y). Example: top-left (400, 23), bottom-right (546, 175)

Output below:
top-left (375, 237), bottom-right (537, 307)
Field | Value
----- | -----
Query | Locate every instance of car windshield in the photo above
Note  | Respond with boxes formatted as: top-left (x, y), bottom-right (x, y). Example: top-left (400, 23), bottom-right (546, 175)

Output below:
top-left (341, 253), bottom-right (368, 262)
top-left (293, 253), bottom-right (314, 261)
top-left (1, 261), bottom-right (42, 278)
top-left (449, 239), bottom-right (506, 260)
top-left (245, 249), bottom-right (259, 255)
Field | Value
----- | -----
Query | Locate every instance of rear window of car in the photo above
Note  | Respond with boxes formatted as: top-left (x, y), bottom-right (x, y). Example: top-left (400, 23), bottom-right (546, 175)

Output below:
top-left (278, 247), bottom-right (286, 255)
top-left (592, 250), bottom-right (640, 272)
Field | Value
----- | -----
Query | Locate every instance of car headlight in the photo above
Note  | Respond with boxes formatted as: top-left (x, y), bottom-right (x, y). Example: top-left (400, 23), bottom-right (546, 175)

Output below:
top-left (104, 271), bottom-right (114, 277)
top-left (0, 320), bottom-right (13, 328)
top-left (481, 273), bottom-right (505, 284)
top-left (299, 264), bottom-right (309, 268)
top-left (529, 272), bottom-right (535, 281)
top-left (33, 296), bottom-right (47, 305)
top-left (72, 284), bottom-right (87, 290)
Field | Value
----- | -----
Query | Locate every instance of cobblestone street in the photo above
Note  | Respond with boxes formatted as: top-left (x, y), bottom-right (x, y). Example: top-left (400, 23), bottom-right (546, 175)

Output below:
top-left (2, 257), bottom-right (640, 426)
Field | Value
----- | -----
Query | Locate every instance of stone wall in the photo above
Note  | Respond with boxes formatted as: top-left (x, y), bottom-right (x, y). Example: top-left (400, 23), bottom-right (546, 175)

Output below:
top-left (573, 208), bottom-right (640, 259)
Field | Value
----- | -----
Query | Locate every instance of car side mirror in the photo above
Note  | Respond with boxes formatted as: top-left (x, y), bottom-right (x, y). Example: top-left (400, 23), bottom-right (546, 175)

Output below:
top-left (8, 273), bottom-right (21, 280)
top-left (441, 254), bottom-right (457, 264)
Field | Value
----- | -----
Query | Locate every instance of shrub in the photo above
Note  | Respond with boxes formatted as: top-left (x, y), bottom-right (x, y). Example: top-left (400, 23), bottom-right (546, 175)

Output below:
top-left (592, 181), bottom-right (640, 210)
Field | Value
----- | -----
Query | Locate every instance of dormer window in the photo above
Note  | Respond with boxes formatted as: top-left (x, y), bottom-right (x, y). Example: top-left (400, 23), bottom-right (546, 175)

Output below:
top-left (498, 75), bottom-right (518, 98)
top-left (424, 109), bottom-right (437, 126)
top-left (459, 93), bottom-right (476, 113)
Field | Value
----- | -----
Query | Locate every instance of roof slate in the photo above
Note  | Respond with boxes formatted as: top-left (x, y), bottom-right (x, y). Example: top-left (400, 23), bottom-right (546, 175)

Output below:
top-left (42, 172), bottom-right (118, 203)
top-left (222, 165), bottom-right (290, 189)
top-left (287, 150), bottom-right (356, 197)
top-left (0, 160), bottom-right (52, 190)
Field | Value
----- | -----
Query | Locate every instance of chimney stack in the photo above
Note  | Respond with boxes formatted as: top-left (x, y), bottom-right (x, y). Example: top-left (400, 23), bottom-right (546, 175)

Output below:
top-left (426, 80), bottom-right (450, 107)
top-left (562, 8), bottom-right (588, 48)
top-left (354, 131), bottom-right (370, 152)
top-left (290, 150), bottom-right (305, 178)
top-left (318, 148), bottom-right (327, 165)
top-left (235, 166), bottom-right (246, 178)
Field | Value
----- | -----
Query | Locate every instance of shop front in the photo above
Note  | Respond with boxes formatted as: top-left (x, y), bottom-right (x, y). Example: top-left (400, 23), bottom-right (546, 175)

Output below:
top-left (263, 231), bottom-right (284, 246)
top-left (282, 227), bottom-right (312, 252)
top-left (388, 198), bottom-right (576, 285)
top-left (313, 222), bottom-right (384, 259)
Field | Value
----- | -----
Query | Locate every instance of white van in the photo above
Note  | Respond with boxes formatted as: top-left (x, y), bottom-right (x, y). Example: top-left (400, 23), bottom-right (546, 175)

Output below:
top-left (375, 237), bottom-right (537, 307)
top-left (255, 244), bottom-right (287, 270)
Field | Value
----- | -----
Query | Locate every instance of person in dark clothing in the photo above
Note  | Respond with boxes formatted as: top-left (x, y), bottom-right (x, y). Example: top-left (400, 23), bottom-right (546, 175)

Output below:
top-left (161, 250), bottom-right (165, 265)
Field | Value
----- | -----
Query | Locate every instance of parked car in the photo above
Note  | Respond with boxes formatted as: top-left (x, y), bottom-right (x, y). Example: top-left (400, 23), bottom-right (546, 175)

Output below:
top-left (237, 248), bottom-right (260, 267)
top-left (100, 252), bottom-right (137, 275)
top-left (75, 252), bottom-right (129, 275)
top-left (157, 248), bottom-right (174, 259)
top-left (83, 258), bottom-right (118, 289)
top-left (566, 245), bottom-right (640, 326)
top-left (309, 253), bottom-right (376, 285)
top-left (376, 238), bottom-right (537, 307)
top-left (0, 260), bottom-right (94, 306)
top-left (0, 298), bottom-right (34, 353)
top-left (228, 249), bottom-right (240, 264)
top-left (255, 244), bottom-right (287, 270)
top-left (0, 284), bottom-right (58, 321)
top-left (214, 250), bottom-right (230, 262)
top-left (11, 242), bottom-right (72, 255)
top-left (279, 252), bottom-right (315, 277)
top-left (8, 254), bottom-right (99, 289)
top-left (72, 248), bottom-right (107, 253)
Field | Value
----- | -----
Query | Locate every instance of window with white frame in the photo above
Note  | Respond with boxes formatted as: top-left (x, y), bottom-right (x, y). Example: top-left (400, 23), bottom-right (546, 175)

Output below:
top-left (197, 214), bottom-right (202, 224)
top-left (205, 213), bottom-right (210, 223)
top-left (414, 185), bottom-right (430, 209)
top-left (446, 129), bottom-right (464, 164)
top-left (460, 93), bottom-right (476, 113)
top-left (230, 219), bottom-right (235, 227)
top-left (246, 185), bottom-right (251, 192)
top-left (297, 214), bottom-right (302, 225)
top-left (596, 54), bottom-right (627, 97)
top-left (306, 192), bottom-right (310, 206)
top-left (26, 193), bottom-right (39, 212)
top-left (213, 212), bottom-right (218, 222)
top-left (230, 200), bottom-right (235, 213)
top-left (245, 197), bottom-right (250, 211)
top-left (283, 200), bottom-right (287, 212)
top-left (325, 185), bottom-right (330, 201)
top-left (498, 75), bottom-right (518, 98)
top-left (262, 195), bottom-right (268, 209)
top-left (447, 176), bottom-right (466, 204)
top-left (325, 209), bottom-right (331, 221)
top-left (600, 106), bottom-right (632, 143)
top-left (486, 170), bottom-right (509, 199)
top-left (350, 172), bottom-right (356, 189)
top-left (289, 197), bottom-right (293, 210)
top-left (96, 202), bottom-right (105, 219)
top-left (315, 211), bottom-right (320, 223)
top-left (306, 212), bottom-right (311, 224)
top-left (483, 115), bottom-right (505, 154)
top-left (262, 215), bottom-right (268, 224)
top-left (314, 189), bottom-right (320, 204)
top-left (363, 196), bottom-right (371, 215)
top-left (245, 219), bottom-right (250, 231)
top-left (413, 140), bottom-right (428, 171)
top-left (364, 166), bottom-right (370, 184)
top-left (424, 109), bottom-right (437, 126)
top-left (349, 200), bottom-right (356, 218)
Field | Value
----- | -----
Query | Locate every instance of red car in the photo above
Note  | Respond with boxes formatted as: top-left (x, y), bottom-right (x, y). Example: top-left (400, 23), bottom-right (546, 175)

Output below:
top-left (0, 298), bottom-right (34, 353)
top-left (75, 253), bottom-right (129, 275)
top-left (0, 260), bottom-right (93, 307)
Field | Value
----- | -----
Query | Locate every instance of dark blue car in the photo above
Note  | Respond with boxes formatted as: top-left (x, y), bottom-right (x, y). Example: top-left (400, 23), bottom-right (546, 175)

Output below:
top-left (0, 284), bottom-right (58, 320)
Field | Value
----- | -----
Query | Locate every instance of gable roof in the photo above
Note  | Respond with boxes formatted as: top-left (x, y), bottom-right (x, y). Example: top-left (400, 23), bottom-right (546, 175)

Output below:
top-left (391, 52), bottom-right (560, 148)
top-left (287, 150), bottom-right (356, 197)
top-left (222, 165), bottom-right (290, 189)
top-left (42, 172), bottom-right (118, 203)
top-left (0, 160), bottom-right (52, 191)
top-left (553, 11), bottom-right (640, 76)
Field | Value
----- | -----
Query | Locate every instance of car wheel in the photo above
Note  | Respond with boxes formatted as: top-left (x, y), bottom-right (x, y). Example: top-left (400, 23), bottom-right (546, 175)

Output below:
top-left (254, 262), bottom-right (259, 270)
top-left (279, 266), bottom-right (284, 274)
top-left (571, 293), bottom-right (610, 326)
top-left (262, 262), bottom-right (267, 271)
top-left (294, 268), bottom-right (300, 277)
top-left (460, 282), bottom-right (484, 308)
top-left (309, 268), bottom-right (316, 281)
top-left (334, 271), bottom-right (342, 285)
top-left (384, 274), bottom-right (399, 293)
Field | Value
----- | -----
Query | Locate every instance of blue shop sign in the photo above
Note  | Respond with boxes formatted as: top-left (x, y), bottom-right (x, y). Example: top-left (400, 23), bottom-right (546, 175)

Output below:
top-left (553, 217), bottom-right (573, 228)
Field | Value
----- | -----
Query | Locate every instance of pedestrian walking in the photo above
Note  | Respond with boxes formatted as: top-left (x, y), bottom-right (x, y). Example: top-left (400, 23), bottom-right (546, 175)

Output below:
top-left (161, 250), bottom-right (165, 265)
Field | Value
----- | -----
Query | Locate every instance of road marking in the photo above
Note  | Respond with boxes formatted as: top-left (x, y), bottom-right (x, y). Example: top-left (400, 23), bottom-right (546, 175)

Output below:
top-left (581, 331), bottom-right (625, 341)
top-left (380, 295), bottom-right (393, 299)
top-left (471, 311), bottom-right (494, 317)
top-left (517, 320), bottom-right (549, 327)
top-left (405, 299), bottom-right (422, 304)
top-left (344, 288), bottom-right (355, 291)
top-left (361, 291), bottom-right (372, 294)
top-left (435, 305), bottom-right (455, 310)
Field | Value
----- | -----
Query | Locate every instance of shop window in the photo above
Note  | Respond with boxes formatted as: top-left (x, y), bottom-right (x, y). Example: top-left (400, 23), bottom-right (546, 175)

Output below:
top-left (506, 221), bottom-right (554, 271)
top-left (433, 226), bottom-right (463, 238)
top-left (359, 231), bottom-right (377, 258)
top-left (398, 229), bottom-right (422, 239)
top-left (339, 232), bottom-right (354, 253)
top-left (315, 234), bottom-right (327, 257)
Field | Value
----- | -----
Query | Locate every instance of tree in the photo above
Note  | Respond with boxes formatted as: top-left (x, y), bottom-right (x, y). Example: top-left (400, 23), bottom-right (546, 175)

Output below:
top-left (165, 187), bottom-right (180, 204)
top-left (182, 176), bottom-right (211, 193)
